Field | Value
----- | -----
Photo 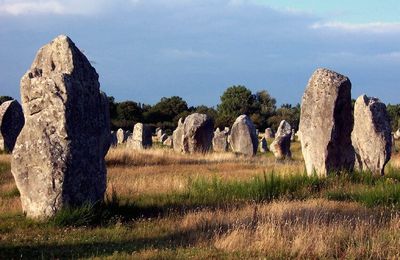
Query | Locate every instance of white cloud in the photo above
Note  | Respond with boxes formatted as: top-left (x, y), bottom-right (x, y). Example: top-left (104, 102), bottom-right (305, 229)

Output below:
top-left (0, 0), bottom-right (122, 16)
top-left (310, 21), bottom-right (400, 33)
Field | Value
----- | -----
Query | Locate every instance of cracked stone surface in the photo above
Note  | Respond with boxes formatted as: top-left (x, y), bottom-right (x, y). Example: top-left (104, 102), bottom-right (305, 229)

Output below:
top-left (299, 68), bottom-right (354, 177)
top-left (11, 35), bottom-right (110, 218)
top-left (352, 95), bottom-right (392, 175)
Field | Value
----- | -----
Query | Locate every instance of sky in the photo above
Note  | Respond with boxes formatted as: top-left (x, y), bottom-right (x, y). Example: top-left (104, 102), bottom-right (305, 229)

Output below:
top-left (0, 0), bottom-right (399, 107)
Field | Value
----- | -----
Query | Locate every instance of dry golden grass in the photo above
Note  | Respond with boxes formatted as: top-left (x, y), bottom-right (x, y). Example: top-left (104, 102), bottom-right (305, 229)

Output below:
top-left (1, 142), bottom-right (399, 259)
top-left (180, 199), bottom-right (400, 259)
top-left (105, 146), bottom-right (304, 197)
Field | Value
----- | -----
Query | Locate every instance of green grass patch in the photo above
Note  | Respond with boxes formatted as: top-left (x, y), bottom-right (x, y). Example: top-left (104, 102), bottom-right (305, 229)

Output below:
top-left (132, 171), bottom-right (400, 209)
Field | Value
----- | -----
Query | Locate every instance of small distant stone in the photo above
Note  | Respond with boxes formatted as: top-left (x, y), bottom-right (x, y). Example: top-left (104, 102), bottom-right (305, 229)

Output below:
top-left (270, 120), bottom-right (292, 159)
top-left (229, 115), bottom-right (258, 156)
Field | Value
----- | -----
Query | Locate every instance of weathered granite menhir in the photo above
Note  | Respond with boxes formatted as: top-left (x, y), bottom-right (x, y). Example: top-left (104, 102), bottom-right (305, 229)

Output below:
top-left (12, 35), bottom-right (110, 218)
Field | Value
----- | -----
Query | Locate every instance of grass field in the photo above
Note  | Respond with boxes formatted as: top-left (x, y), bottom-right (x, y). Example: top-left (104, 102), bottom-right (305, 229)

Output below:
top-left (0, 141), bottom-right (399, 259)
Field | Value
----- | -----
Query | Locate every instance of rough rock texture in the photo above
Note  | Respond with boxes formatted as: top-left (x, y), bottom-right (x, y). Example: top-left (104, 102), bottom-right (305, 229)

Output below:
top-left (264, 128), bottom-right (275, 139)
top-left (352, 95), bottom-right (392, 175)
top-left (259, 137), bottom-right (268, 153)
top-left (128, 123), bottom-right (152, 150)
top-left (182, 113), bottom-right (214, 154)
top-left (299, 68), bottom-right (354, 177)
top-left (11, 35), bottom-right (110, 218)
top-left (173, 118), bottom-right (184, 152)
top-left (0, 100), bottom-right (24, 152)
top-left (163, 136), bottom-right (173, 148)
top-left (110, 131), bottom-right (117, 147)
top-left (212, 128), bottom-right (229, 152)
top-left (270, 120), bottom-right (292, 159)
top-left (116, 128), bottom-right (128, 144)
top-left (160, 133), bottom-right (168, 143)
top-left (230, 115), bottom-right (258, 156)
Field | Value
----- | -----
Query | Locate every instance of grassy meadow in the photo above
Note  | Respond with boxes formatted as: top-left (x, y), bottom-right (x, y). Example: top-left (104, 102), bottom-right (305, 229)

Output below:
top-left (0, 140), bottom-right (399, 259)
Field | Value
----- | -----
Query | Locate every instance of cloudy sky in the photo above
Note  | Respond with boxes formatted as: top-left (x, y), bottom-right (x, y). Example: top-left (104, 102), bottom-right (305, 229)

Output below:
top-left (0, 0), bottom-right (399, 106)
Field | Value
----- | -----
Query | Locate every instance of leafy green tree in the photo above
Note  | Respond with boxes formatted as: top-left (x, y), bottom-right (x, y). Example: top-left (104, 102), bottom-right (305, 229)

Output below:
top-left (250, 90), bottom-right (276, 130)
top-left (195, 105), bottom-right (217, 120)
top-left (108, 96), bottom-right (118, 120)
top-left (387, 104), bottom-right (400, 131)
top-left (217, 85), bottom-right (254, 127)
top-left (144, 96), bottom-right (189, 129)
top-left (267, 104), bottom-right (300, 131)
top-left (117, 101), bottom-right (143, 122)
top-left (0, 96), bottom-right (13, 105)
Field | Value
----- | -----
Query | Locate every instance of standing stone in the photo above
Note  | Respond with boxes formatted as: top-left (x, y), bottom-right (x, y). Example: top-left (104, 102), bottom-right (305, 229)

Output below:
top-left (352, 95), bottom-right (392, 175)
top-left (299, 68), bottom-right (354, 177)
top-left (128, 123), bottom-right (152, 150)
top-left (259, 137), bottom-right (268, 153)
top-left (156, 127), bottom-right (164, 141)
top-left (160, 133), bottom-right (168, 143)
top-left (163, 136), bottom-right (173, 148)
top-left (11, 35), bottom-right (110, 218)
top-left (213, 128), bottom-right (229, 152)
top-left (173, 118), bottom-right (184, 152)
top-left (116, 128), bottom-right (128, 144)
top-left (110, 131), bottom-right (118, 147)
top-left (290, 129), bottom-right (295, 142)
top-left (264, 128), bottom-right (275, 139)
top-left (182, 113), bottom-right (214, 153)
top-left (0, 100), bottom-right (24, 152)
top-left (270, 120), bottom-right (292, 159)
top-left (230, 115), bottom-right (258, 156)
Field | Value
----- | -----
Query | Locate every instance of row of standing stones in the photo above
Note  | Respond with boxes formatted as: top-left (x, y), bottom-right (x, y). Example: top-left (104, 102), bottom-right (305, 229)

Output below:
top-left (0, 35), bottom-right (393, 219)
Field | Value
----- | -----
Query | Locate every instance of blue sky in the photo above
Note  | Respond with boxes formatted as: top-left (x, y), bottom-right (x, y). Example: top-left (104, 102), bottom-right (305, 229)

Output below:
top-left (0, 0), bottom-right (399, 107)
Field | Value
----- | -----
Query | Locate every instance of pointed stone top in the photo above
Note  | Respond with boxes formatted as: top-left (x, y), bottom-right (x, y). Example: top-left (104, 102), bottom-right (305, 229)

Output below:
top-left (28, 34), bottom-right (96, 79)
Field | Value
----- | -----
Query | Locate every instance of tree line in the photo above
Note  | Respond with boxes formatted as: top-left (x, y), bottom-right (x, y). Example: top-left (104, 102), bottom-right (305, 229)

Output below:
top-left (108, 85), bottom-right (300, 134)
top-left (2, 85), bottom-right (400, 133)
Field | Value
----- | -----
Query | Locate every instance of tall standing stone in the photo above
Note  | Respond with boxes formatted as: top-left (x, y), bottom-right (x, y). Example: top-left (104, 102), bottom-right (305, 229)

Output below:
top-left (213, 128), bottom-right (229, 152)
top-left (12, 35), bottom-right (110, 218)
top-left (173, 118), bottom-right (184, 152)
top-left (0, 100), bottom-right (24, 152)
top-left (128, 123), bottom-right (152, 150)
top-left (270, 120), bottom-right (292, 159)
top-left (230, 115), bottom-right (258, 156)
top-left (299, 68), bottom-right (354, 177)
top-left (352, 95), bottom-right (392, 175)
top-left (182, 113), bottom-right (214, 154)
